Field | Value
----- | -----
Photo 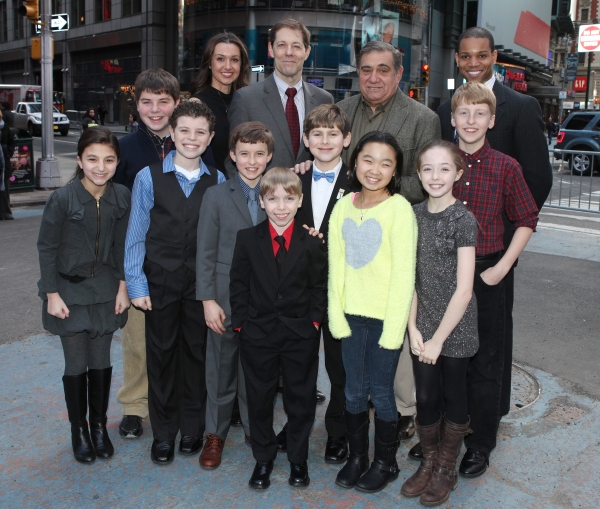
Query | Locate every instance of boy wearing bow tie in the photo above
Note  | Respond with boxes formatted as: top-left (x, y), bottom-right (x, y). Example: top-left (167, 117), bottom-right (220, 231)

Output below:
top-left (295, 104), bottom-right (354, 464)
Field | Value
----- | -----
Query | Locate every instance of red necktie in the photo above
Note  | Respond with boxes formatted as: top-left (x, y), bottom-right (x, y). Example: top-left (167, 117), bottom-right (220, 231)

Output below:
top-left (285, 87), bottom-right (300, 157)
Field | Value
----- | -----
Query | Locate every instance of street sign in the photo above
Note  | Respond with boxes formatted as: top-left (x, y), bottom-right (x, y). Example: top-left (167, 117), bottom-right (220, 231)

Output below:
top-left (251, 65), bottom-right (264, 73)
top-left (578, 24), bottom-right (600, 52)
top-left (559, 91), bottom-right (567, 99)
top-left (35, 13), bottom-right (69, 34)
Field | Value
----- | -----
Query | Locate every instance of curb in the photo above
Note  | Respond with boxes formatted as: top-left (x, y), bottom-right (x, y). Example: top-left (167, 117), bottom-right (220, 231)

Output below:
top-left (12, 199), bottom-right (49, 208)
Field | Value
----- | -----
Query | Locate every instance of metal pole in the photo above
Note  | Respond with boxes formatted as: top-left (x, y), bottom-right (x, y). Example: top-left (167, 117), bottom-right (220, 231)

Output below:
top-left (35, 0), bottom-right (60, 189)
top-left (585, 52), bottom-right (593, 110)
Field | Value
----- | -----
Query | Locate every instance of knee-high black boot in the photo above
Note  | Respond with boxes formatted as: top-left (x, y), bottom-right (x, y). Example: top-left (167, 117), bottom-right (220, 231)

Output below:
top-left (335, 410), bottom-right (370, 488)
top-left (88, 367), bottom-right (114, 459)
top-left (354, 414), bottom-right (400, 493)
top-left (62, 373), bottom-right (96, 463)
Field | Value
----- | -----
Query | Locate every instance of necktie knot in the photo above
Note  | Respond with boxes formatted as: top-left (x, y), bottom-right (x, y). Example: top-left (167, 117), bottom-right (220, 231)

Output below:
top-left (313, 170), bottom-right (335, 183)
top-left (285, 87), bottom-right (297, 99)
top-left (275, 235), bottom-right (286, 251)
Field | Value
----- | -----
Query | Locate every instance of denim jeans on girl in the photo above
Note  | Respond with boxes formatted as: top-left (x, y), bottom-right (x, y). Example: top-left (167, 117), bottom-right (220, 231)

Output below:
top-left (342, 315), bottom-right (401, 421)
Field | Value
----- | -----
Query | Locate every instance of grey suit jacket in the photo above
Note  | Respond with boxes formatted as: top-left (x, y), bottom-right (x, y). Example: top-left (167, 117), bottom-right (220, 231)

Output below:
top-left (196, 177), bottom-right (266, 306)
top-left (226, 74), bottom-right (333, 178)
top-left (337, 89), bottom-right (441, 204)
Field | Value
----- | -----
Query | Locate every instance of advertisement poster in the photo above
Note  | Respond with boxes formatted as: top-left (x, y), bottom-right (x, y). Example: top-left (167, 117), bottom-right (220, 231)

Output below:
top-left (9, 142), bottom-right (34, 189)
top-left (566, 53), bottom-right (579, 82)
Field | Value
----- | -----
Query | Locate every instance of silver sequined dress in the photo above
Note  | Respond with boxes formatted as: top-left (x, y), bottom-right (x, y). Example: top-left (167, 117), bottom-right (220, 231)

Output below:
top-left (413, 200), bottom-right (479, 358)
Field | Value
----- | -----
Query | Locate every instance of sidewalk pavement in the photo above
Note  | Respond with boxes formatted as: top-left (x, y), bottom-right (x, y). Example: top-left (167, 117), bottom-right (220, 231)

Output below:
top-left (1, 330), bottom-right (598, 508)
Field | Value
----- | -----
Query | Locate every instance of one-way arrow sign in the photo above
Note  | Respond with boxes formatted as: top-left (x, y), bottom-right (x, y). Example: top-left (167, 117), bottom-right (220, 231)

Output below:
top-left (35, 13), bottom-right (70, 33)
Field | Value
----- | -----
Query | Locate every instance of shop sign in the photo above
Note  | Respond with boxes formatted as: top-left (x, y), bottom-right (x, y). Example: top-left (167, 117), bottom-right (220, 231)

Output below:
top-left (574, 102), bottom-right (581, 109)
top-left (574, 76), bottom-right (588, 92)
top-left (563, 101), bottom-right (574, 109)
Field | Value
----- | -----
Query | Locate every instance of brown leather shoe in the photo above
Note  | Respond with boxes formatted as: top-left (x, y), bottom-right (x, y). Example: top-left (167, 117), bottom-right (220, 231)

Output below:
top-left (401, 415), bottom-right (440, 498)
top-left (199, 434), bottom-right (224, 470)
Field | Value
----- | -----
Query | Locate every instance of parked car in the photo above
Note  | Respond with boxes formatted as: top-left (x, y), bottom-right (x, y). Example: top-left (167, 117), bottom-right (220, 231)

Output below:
top-left (554, 112), bottom-right (600, 176)
top-left (13, 102), bottom-right (70, 137)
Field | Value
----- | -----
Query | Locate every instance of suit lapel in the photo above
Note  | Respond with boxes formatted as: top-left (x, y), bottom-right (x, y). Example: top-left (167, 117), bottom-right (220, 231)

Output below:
top-left (492, 81), bottom-right (506, 128)
top-left (386, 90), bottom-right (412, 138)
top-left (229, 178), bottom-right (253, 226)
top-left (257, 220), bottom-right (279, 281)
top-left (299, 171), bottom-right (315, 228)
top-left (263, 76), bottom-right (295, 161)
top-left (322, 164), bottom-right (350, 230)
top-left (280, 223), bottom-right (304, 282)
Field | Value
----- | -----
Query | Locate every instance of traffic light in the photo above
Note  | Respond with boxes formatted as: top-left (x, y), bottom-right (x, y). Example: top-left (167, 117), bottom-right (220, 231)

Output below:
top-left (18, 0), bottom-right (39, 22)
top-left (421, 64), bottom-right (430, 86)
top-left (408, 88), bottom-right (420, 100)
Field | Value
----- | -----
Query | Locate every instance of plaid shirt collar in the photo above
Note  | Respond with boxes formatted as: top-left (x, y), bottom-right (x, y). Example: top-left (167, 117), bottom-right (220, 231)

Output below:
top-left (138, 122), bottom-right (172, 161)
top-left (460, 139), bottom-right (491, 161)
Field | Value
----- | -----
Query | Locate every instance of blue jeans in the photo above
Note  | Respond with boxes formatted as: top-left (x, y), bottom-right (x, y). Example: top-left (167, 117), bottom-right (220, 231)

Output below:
top-left (342, 315), bottom-right (401, 421)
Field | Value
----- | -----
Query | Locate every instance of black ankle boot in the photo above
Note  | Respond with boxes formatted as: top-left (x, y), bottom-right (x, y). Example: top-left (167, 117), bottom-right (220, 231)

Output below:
top-left (335, 410), bottom-right (369, 489)
top-left (88, 367), bottom-right (114, 459)
top-left (354, 414), bottom-right (400, 493)
top-left (63, 373), bottom-right (96, 464)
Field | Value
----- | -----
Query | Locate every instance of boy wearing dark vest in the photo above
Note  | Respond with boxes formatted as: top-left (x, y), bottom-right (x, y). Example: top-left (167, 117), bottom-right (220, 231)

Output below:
top-left (125, 101), bottom-right (225, 465)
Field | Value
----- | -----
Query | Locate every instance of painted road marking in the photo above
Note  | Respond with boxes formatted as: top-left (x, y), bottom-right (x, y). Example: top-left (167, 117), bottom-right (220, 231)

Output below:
top-left (540, 211), bottom-right (600, 223)
top-left (538, 222), bottom-right (600, 236)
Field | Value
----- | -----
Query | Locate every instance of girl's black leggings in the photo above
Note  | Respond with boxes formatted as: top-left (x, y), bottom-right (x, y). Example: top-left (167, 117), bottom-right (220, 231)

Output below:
top-left (412, 352), bottom-right (470, 426)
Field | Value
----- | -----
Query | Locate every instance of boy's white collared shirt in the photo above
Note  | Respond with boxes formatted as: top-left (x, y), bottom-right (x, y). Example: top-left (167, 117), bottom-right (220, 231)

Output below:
top-left (311, 158), bottom-right (343, 231)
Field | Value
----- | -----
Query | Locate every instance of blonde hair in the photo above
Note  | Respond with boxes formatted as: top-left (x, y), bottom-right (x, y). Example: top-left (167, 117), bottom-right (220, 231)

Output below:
top-left (451, 82), bottom-right (496, 116)
top-left (259, 167), bottom-right (302, 198)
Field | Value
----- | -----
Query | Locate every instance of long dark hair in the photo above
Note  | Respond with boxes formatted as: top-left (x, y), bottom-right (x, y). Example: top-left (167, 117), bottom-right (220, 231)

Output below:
top-left (72, 127), bottom-right (120, 181)
top-left (84, 108), bottom-right (95, 119)
top-left (348, 131), bottom-right (403, 195)
top-left (189, 32), bottom-right (250, 96)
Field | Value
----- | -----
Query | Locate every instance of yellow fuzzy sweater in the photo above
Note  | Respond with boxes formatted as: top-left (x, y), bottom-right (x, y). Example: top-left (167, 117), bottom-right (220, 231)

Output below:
top-left (328, 193), bottom-right (417, 349)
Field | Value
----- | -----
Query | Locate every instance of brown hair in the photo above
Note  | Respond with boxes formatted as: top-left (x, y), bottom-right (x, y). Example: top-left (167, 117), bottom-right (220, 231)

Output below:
top-left (451, 82), bottom-right (496, 116)
top-left (416, 140), bottom-right (466, 175)
top-left (303, 104), bottom-right (351, 136)
top-left (259, 167), bottom-right (302, 198)
top-left (189, 32), bottom-right (250, 96)
top-left (169, 101), bottom-right (216, 132)
top-left (269, 18), bottom-right (311, 49)
top-left (229, 121), bottom-right (275, 154)
top-left (72, 127), bottom-right (120, 181)
top-left (134, 68), bottom-right (180, 103)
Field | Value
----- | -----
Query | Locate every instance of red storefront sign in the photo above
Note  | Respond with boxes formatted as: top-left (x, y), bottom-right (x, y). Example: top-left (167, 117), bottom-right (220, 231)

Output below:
top-left (574, 76), bottom-right (588, 92)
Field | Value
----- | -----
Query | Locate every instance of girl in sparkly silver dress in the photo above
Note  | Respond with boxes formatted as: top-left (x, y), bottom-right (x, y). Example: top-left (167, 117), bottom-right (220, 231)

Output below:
top-left (401, 140), bottom-right (478, 506)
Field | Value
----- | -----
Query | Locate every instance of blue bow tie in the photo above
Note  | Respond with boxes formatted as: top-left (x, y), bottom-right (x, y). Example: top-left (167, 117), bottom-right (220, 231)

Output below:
top-left (313, 170), bottom-right (335, 183)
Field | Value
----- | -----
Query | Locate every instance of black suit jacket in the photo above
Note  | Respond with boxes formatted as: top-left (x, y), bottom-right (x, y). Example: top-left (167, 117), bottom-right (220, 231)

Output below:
top-left (296, 163), bottom-right (354, 243)
top-left (230, 220), bottom-right (327, 340)
top-left (437, 81), bottom-right (552, 210)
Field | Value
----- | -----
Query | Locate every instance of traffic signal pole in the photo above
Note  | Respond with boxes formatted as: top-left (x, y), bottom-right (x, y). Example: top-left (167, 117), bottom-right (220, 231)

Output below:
top-left (36, 0), bottom-right (60, 188)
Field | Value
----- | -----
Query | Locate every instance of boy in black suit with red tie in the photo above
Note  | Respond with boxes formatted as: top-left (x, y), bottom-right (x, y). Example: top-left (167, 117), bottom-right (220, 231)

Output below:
top-left (230, 167), bottom-right (327, 490)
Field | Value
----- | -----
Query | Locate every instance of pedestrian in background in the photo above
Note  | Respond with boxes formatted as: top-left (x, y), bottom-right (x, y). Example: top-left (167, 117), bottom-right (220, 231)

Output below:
top-left (97, 104), bottom-right (107, 125)
top-left (128, 113), bottom-right (139, 133)
top-left (37, 127), bottom-right (131, 464)
top-left (546, 117), bottom-right (556, 145)
top-left (189, 32), bottom-right (250, 173)
top-left (82, 108), bottom-right (98, 131)
top-left (0, 109), bottom-right (14, 220)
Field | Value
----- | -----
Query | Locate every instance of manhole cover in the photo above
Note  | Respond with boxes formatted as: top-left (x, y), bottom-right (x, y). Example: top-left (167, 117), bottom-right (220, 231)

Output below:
top-left (509, 363), bottom-right (541, 413)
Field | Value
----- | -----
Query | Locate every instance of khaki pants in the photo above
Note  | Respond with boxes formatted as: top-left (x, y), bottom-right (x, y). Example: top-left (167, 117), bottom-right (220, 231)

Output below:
top-left (116, 306), bottom-right (149, 418)
top-left (394, 336), bottom-right (416, 417)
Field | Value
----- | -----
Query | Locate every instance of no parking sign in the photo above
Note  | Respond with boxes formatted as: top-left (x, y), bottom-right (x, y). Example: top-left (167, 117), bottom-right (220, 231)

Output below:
top-left (578, 24), bottom-right (600, 52)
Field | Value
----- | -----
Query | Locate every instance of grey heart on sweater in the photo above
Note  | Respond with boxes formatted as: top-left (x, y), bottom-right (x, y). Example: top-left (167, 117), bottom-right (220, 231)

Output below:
top-left (342, 217), bottom-right (382, 269)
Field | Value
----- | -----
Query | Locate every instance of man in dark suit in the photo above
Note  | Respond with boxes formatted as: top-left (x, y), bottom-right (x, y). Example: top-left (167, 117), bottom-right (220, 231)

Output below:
top-left (436, 26), bottom-right (553, 477)
top-left (230, 168), bottom-right (327, 489)
top-left (226, 18), bottom-right (333, 178)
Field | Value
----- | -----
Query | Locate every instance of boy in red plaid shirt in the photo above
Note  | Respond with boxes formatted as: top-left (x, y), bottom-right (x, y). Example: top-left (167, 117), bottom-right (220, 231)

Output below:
top-left (450, 82), bottom-right (538, 477)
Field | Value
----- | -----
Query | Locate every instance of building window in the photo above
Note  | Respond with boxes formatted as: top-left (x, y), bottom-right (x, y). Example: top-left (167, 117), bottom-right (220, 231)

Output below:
top-left (71, 0), bottom-right (85, 25)
top-left (0, 1), bottom-right (7, 43)
top-left (122, 0), bottom-right (142, 16)
top-left (579, 52), bottom-right (586, 64)
top-left (12, 0), bottom-right (24, 39)
top-left (51, 0), bottom-right (63, 12)
top-left (581, 8), bottom-right (589, 21)
top-left (96, 0), bottom-right (111, 22)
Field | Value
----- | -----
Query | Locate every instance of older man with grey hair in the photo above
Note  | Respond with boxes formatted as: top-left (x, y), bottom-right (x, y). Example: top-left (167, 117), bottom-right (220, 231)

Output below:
top-left (338, 41), bottom-right (440, 205)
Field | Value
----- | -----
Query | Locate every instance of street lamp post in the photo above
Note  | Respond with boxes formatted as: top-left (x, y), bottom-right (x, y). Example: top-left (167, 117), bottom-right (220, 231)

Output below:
top-left (558, 35), bottom-right (573, 125)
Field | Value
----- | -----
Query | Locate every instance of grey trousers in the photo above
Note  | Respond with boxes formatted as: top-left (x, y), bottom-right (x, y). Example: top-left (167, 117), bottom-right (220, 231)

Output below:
top-left (393, 334), bottom-right (417, 417)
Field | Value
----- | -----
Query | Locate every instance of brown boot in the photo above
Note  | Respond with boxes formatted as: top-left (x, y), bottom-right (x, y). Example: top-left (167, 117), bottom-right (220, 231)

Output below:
top-left (199, 434), bottom-right (224, 469)
top-left (420, 415), bottom-right (470, 507)
top-left (400, 415), bottom-right (441, 497)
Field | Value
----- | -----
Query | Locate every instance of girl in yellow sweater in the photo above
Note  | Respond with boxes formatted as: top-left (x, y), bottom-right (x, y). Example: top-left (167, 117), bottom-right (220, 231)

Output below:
top-left (328, 131), bottom-right (417, 493)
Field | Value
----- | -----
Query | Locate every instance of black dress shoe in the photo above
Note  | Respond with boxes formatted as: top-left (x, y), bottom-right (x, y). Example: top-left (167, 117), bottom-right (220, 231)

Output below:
top-left (459, 449), bottom-right (489, 478)
top-left (179, 435), bottom-right (203, 455)
top-left (231, 416), bottom-right (242, 427)
top-left (398, 415), bottom-right (415, 440)
top-left (151, 439), bottom-right (175, 465)
top-left (249, 460), bottom-right (274, 490)
top-left (316, 389), bottom-right (326, 403)
top-left (324, 436), bottom-right (348, 464)
top-left (289, 461), bottom-right (310, 487)
top-left (408, 441), bottom-right (423, 461)
top-left (119, 415), bottom-right (143, 438)
top-left (276, 423), bottom-right (287, 452)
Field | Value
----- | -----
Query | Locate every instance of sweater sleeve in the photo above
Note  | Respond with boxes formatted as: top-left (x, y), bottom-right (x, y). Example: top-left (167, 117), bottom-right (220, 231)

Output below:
top-left (378, 198), bottom-right (418, 349)
top-left (327, 199), bottom-right (352, 339)
top-left (37, 190), bottom-right (67, 295)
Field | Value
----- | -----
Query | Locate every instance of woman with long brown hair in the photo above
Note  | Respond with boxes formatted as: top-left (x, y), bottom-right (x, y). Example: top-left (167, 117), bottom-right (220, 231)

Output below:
top-left (190, 32), bottom-right (249, 172)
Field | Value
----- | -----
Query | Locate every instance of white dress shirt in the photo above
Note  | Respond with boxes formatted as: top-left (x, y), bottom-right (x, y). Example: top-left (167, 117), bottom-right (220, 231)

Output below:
top-left (311, 159), bottom-right (343, 231)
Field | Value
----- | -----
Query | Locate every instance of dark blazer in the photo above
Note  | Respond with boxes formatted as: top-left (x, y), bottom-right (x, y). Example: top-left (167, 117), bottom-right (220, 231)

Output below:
top-left (230, 220), bottom-right (327, 340)
top-left (226, 74), bottom-right (334, 178)
top-left (296, 162), bottom-right (353, 242)
top-left (437, 81), bottom-right (552, 210)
